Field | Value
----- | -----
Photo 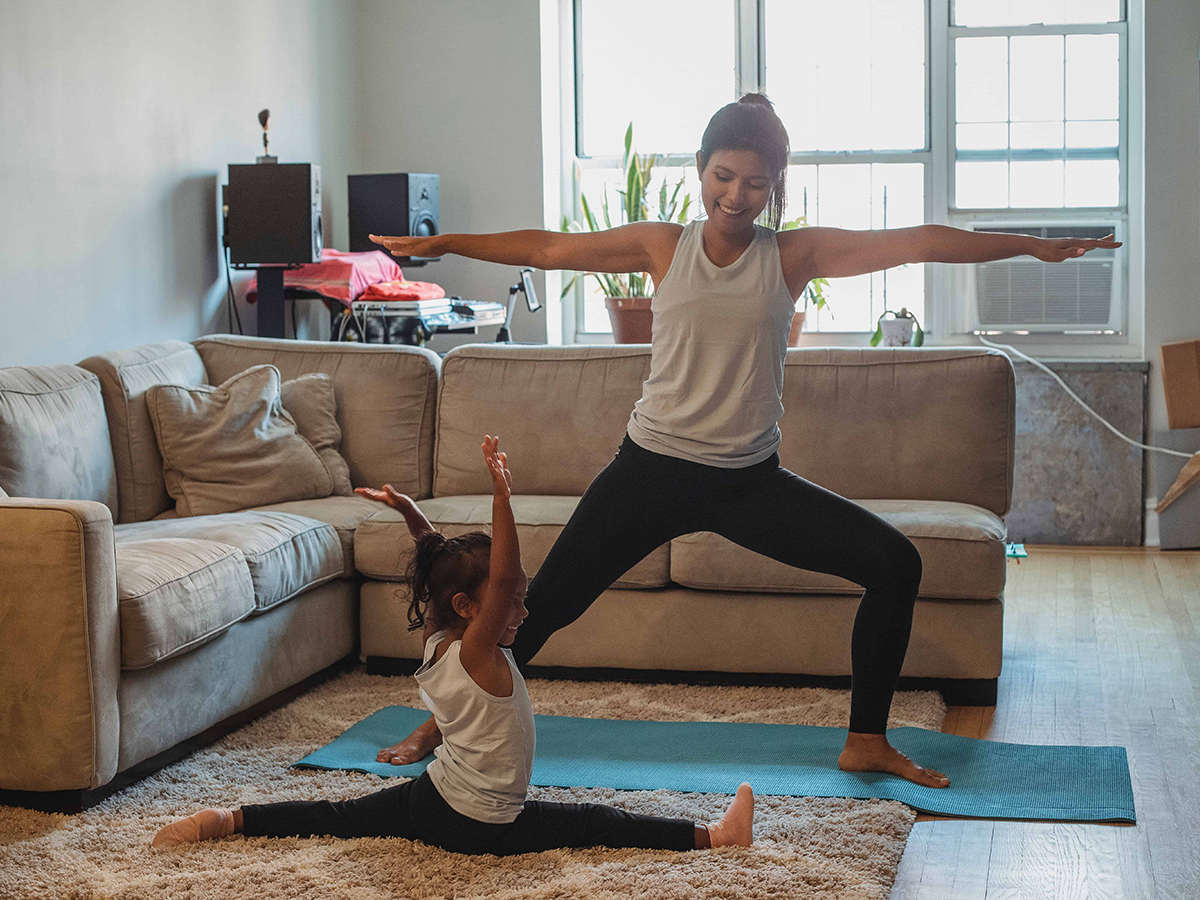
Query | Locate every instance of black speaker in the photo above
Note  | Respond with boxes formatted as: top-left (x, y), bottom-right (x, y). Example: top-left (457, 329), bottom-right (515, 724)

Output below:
top-left (225, 163), bottom-right (322, 266)
top-left (347, 173), bottom-right (439, 264)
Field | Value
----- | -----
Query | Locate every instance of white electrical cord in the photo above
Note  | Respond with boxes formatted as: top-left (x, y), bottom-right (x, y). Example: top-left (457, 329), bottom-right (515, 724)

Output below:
top-left (975, 336), bottom-right (1193, 460)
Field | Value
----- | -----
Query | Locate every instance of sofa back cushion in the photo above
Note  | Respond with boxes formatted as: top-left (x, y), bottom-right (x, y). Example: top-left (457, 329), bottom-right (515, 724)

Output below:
top-left (434, 345), bottom-right (1014, 515)
top-left (778, 348), bottom-right (1014, 516)
top-left (0, 365), bottom-right (118, 511)
top-left (79, 341), bottom-right (207, 522)
top-left (280, 373), bottom-right (353, 496)
top-left (435, 345), bottom-right (652, 496)
top-left (194, 336), bottom-right (440, 498)
top-left (147, 365), bottom-right (335, 517)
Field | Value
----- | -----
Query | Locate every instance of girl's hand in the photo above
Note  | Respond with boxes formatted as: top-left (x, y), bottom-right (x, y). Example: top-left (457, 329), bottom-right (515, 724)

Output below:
top-left (482, 435), bottom-right (511, 501)
top-left (370, 233), bottom-right (442, 259)
top-left (1029, 233), bottom-right (1121, 263)
top-left (354, 484), bottom-right (418, 511)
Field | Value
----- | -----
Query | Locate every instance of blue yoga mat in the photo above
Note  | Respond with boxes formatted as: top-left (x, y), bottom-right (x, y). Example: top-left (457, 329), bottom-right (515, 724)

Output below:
top-left (293, 705), bottom-right (1135, 823)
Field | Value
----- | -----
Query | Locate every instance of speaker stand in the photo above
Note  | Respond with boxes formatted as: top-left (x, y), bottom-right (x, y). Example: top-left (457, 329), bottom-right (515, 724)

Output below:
top-left (256, 267), bottom-right (287, 338)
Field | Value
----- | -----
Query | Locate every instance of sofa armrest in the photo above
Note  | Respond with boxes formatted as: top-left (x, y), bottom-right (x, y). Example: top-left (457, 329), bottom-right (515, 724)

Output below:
top-left (0, 499), bottom-right (120, 791)
top-left (192, 335), bottom-right (441, 499)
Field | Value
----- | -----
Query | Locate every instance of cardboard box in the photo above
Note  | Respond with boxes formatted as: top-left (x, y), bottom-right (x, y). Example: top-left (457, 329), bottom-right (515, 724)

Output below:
top-left (1160, 339), bottom-right (1200, 429)
top-left (1153, 428), bottom-right (1200, 549)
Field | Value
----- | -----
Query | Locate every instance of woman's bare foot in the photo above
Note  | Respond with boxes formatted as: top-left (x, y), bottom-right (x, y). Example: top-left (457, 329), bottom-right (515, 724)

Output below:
top-left (705, 783), bottom-right (755, 848)
top-left (838, 733), bottom-right (950, 788)
top-left (151, 807), bottom-right (237, 848)
top-left (377, 715), bottom-right (442, 765)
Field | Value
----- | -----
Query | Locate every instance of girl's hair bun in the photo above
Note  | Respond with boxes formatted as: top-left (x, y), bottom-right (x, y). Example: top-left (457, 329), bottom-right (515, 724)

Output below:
top-left (406, 529), bottom-right (492, 632)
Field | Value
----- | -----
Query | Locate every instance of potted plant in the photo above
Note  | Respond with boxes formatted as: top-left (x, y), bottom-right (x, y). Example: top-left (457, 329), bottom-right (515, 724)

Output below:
top-left (869, 307), bottom-right (925, 347)
top-left (562, 124), bottom-right (692, 343)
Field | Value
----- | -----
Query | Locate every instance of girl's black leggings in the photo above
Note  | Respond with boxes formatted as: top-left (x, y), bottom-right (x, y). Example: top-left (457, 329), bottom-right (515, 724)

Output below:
top-left (508, 434), bottom-right (923, 735)
top-left (240, 771), bottom-right (696, 855)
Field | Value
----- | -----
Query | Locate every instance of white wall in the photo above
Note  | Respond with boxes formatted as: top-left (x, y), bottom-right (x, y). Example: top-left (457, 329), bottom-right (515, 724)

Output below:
top-left (3, 0), bottom-right (1196, 446)
top-left (355, 0), bottom-right (552, 349)
top-left (0, 0), bottom-right (361, 367)
top-left (1144, 0), bottom-right (1200, 491)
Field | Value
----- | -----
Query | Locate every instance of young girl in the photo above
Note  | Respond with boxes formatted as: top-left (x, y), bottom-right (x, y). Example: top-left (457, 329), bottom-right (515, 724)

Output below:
top-left (371, 93), bottom-right (1119, 789)
top-left (152, 436), bottom-right (754, 854)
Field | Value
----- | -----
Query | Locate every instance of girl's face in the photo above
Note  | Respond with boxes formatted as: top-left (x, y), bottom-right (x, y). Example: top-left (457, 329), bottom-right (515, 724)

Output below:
top-left (499, 571), bottom-right (530, 647)
top-left (696, 149), bottom-right (774, 235)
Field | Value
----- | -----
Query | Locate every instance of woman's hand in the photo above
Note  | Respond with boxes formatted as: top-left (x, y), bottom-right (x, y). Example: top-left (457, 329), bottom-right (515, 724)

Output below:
top-left (1027, 233), bottom-right (1121, 263)
top-left (482, 435), bottom-right (511, 500)
top-left (370, 233), bottom-right (442, 259)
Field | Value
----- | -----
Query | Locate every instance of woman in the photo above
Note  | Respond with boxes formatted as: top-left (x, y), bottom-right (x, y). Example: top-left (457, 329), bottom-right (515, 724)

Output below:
top-left (370, 94), bottom-right (1118, 788)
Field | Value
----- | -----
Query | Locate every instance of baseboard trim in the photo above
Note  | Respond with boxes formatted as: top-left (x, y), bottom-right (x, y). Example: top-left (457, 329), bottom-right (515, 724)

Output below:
top-left (364, 657), bottom-right (998, 708)
top-left (0, 653), bottom-right (359, 815)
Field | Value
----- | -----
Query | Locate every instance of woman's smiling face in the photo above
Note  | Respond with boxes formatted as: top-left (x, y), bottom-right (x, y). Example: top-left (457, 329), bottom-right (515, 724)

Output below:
top-left (696, 149), bottom-right (774, 235)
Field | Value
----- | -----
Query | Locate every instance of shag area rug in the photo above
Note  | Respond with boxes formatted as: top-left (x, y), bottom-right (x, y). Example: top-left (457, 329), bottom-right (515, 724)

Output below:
top-left (0, 669), bottom-right (945, 900)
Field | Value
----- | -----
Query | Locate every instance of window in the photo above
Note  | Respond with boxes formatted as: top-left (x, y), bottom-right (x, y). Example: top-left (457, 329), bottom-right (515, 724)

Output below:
top-left (568, 0), bottom-right (1132, 339)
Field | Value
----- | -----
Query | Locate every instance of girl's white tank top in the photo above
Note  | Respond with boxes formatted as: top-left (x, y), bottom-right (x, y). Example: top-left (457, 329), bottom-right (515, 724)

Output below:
top-left (414, 631), bottom-right (536, 823)
top-left (626, 218), bottom-right (796, 467)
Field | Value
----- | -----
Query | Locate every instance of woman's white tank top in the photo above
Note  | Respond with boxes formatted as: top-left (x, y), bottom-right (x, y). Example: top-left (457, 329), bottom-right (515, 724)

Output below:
top-left (414, 631), bottom-right (536, 823)
top-left (626, 218), bottom-right (795, 467)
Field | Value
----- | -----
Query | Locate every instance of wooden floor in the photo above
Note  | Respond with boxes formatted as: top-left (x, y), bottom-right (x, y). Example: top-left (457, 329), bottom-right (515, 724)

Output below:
top-left (890, 546), bottom-right (1200, 899)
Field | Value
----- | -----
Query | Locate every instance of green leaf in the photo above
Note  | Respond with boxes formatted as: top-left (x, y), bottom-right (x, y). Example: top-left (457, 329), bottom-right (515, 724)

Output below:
top-left (869, 324), bottom-right (883, 347)
top-left (581, 194), bottom-right (600, 233)
top-left (914, 321), bottom-right (925, 347)
top-left (623, 123), bottom-right (633, 171)
top-left (560, 273), bottom-right (579, 297)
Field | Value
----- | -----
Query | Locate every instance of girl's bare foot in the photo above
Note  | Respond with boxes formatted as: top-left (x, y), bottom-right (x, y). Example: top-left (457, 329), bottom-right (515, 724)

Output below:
top-left (151, 807), bottom-right (237, 848)
top-left (705, 783), bottom-right (755, 848)
top-left (377, 715), bottom-right (442, 765)
top-left (838, 733), bottom-right (950, 787)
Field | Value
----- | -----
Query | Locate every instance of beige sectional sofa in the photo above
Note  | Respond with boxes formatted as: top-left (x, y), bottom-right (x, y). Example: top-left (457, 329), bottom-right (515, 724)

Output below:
top-left (0, 337), bottom-right (1014, 813)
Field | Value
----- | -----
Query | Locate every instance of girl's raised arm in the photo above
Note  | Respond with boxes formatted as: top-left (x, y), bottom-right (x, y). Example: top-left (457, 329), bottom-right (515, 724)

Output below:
top-left (779, 224), bottom-right (1120, 287)
top-left (371, 222), bottom-right (681, 285)
top-left (457, 436), bottom-right (525, 673)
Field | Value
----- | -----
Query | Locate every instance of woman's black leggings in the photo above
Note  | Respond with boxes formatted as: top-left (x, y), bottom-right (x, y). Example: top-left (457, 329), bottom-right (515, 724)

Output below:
top-left (240, 771), bottom-right (696, 855)
top-left (507, 434), bottom-right (923, 735)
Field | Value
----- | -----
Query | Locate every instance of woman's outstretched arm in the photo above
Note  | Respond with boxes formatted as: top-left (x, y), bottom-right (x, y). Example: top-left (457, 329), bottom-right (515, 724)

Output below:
top-left (371, 222), bottom-right (681, 284)
top-left (780, 224), bottom-right (1121, 286)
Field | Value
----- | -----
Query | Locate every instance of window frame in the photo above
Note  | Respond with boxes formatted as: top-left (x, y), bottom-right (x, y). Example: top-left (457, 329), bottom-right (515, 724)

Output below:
top-left (566, 0), bottom-right (1140, 352)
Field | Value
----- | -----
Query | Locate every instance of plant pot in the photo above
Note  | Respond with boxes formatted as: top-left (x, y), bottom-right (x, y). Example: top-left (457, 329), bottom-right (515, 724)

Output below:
top-left (880, 316), bottom-right (916, 346)
top-left (605, 296), bottom-right (653, 344)
top-left (788, 310), bottom-right (806, 347)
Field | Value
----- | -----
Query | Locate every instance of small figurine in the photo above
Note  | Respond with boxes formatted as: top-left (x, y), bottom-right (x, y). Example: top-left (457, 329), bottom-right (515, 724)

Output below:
top-left (257, 109), bottom-right (277, 164)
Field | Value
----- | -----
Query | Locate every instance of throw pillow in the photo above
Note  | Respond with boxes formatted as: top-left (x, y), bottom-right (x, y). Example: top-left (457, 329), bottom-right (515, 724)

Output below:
top-left (279, 373), bottom-right (353, 496)
top-left (147, 365), bottom-right (333, 517)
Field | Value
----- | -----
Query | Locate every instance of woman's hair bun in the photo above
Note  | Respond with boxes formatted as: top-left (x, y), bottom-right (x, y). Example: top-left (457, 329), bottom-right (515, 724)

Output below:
top-left (737, 92), bottom-right (775, 110)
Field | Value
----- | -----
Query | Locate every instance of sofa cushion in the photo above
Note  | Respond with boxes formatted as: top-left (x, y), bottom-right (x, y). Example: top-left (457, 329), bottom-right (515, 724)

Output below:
top-left (147, 365), bottom-right (334, 517)
top-left (435, 346), bottom-right (652, 497)
top-left (280, 373), bottom-right (353, 497)
top-left (114, 511), bottom-right (343, 611)
top-left (0, 365), bottom-right (118, 512)
top-left (115, 538), bottom-right (255, 669)
top-left (670, 500), bottom-right (1006, 600)
top-left (247, 494), bottom-right (381, 577)
top-left (777, 349), bottom-right (1015, 516)
top-left (354, 494), bottom-right (670, 588)
top-left (194, 336), bottom-right (440, 500)
top-left (78, 340), bottom-right (207, 523)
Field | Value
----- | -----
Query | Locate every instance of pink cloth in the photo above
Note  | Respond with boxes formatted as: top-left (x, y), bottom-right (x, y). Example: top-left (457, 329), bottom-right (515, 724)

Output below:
top-left (246, 249), bottom-right (408, 307)
top-left (359, 280), bottom-right (446, 302)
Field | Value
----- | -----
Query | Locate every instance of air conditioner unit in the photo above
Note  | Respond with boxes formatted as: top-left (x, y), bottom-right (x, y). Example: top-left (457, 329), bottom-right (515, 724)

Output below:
top-left (963, 222), bottom-right (1123, 334)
